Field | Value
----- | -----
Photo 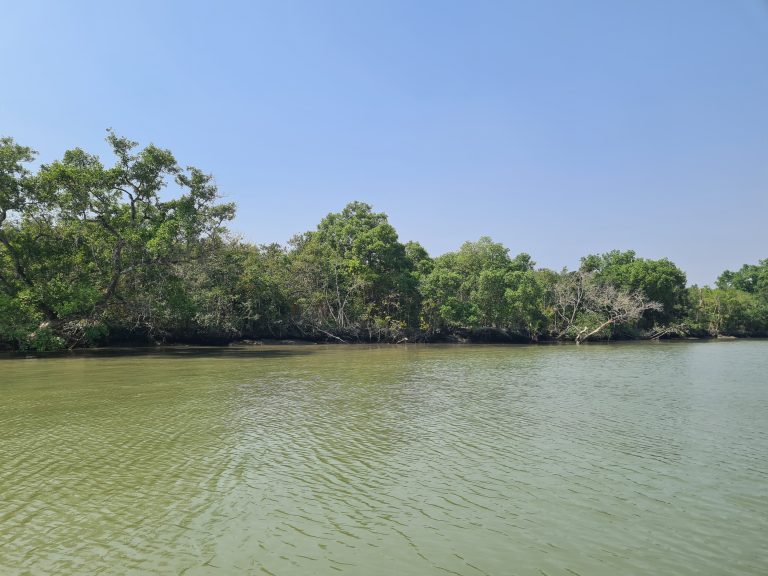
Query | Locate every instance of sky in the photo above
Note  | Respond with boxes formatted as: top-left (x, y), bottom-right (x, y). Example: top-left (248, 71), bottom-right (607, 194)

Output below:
top-left (2, 0), bottom-right (767, 286)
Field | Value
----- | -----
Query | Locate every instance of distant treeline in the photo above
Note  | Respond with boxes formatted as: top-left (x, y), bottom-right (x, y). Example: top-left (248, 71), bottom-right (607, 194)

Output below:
top-left (2, 135), bottom-right (767, 350)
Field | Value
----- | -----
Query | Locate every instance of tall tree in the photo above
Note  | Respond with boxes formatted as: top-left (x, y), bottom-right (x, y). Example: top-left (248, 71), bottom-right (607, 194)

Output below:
top-left (0, 133), bottom-right (234, 349)
top-left (288, 202), bottom-right (417, 340)
top-left (581, 250), bottom-right (687, 324)
top-left (717, 260), bottom-right (768, 298)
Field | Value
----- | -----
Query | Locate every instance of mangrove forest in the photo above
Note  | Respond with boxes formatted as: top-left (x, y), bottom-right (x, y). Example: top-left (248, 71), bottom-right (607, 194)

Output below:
top-left (1, 134), bottom-right (767, 350)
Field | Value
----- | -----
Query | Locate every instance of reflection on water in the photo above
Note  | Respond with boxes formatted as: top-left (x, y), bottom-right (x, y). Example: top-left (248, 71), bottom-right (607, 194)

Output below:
top-left (1, 342), bottom-right (767, 575)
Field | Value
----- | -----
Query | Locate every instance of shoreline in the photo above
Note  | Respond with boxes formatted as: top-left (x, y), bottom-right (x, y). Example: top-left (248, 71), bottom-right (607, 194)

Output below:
top-left (3, 334), bottom-right (766, 359)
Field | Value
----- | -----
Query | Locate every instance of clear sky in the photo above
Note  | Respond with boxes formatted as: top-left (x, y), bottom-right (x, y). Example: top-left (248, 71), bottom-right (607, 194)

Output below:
top-left (2, 1), bottom-right (767, 285)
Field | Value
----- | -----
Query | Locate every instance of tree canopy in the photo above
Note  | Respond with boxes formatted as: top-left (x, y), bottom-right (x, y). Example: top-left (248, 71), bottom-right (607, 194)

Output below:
top-left (2, 134), bottom-right (766, 350)
top-left (0, 133), bottom-right (233, 349)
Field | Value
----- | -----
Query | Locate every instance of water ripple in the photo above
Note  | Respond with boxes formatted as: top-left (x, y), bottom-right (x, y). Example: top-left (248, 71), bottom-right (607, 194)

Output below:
top-left (1, 342), bottom-right (767, 575)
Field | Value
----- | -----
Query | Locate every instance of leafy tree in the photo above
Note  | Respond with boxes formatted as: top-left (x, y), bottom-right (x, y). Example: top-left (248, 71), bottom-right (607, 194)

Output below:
top-left (420, 238), bottom-right (510, 329)
top-left (581, 250), bottom-right (687, 324)
top-left (404, 240), bottom-right (433, 276)
top-left (687, 285), bottom-right (768, 336)
top-left (717, 260), bottom-right (768, 298)
top-left (419, 237), bottom-right (541, 334)
top-left (288, 202), bottom-right (417, 340)
top-left (0, 132), bottom-right (234, 349)
top-left (419, 255), bottom-right (466, 331)
top-left (505, 270), bottom-right (546, 338)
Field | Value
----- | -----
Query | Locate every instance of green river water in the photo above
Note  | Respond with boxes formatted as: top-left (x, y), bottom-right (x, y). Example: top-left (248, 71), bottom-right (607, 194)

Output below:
top-left (1, 341), bottom-right (766, 575)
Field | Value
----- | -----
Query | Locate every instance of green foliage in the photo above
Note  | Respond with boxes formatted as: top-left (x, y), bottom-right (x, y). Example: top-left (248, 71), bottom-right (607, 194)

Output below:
top-left (287, 202), bottom-right (418, 340)
top-left (0, 132), bottom-right (234, 348)
top-left (404, 241), bottom-right (433, 276)
top-left (0, 291), bottom-right (39, 348)
top-left (24, 326), bottom-right (66, 352)
top-left (580, 250), bottom-right (687, 324)
top-left (0, 138), bottom-right (35, 218)
top-left (687, 284), bottom-right (768, 336)
top-left (505, 270), bottom-right (547, 338)
top-left (717, 260), bottom-right (768, 299)
top-left (2, 134), bottom-right (767, 348)
top-left (418, 237), bottom-right (543, 336)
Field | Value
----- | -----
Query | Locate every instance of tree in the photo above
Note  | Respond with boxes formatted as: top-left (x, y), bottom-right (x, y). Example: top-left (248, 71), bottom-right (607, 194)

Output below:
top-left (420, 238), bottom-right (511, 329)
top-left (0, 137), bottom-right (35, 227)
top-left (288, 202), bottom-right (417, 340)
top-left (687, 285), bottom-right (768, 337)
top-left (549, 270), bottom-right (662, 342)
top-left (581, 250), bottom-right (687, 324)
top-left (717, 260), bottom-right (768, 298)
top-left (0, 132), bottom-right (234, 349)
top-left (505, 270), bottom-right (546, 339)
top-left (418, 236), bottom-right (543, 335)
top-left (574, 282), bottom-right (662, 343)
top-left (404, 240), bottom-right (433, 276)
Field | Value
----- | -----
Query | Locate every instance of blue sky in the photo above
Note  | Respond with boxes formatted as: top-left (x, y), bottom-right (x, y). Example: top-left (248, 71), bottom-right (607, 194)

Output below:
top-left (2, 0), bottom-right (767, 285)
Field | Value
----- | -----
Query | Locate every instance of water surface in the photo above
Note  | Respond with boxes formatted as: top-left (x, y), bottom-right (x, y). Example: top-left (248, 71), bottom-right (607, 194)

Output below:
top-left (1, 342), bottom-right (766, 575)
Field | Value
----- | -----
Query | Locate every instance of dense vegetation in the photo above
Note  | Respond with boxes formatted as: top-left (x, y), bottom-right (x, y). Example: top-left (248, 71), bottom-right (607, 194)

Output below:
top-left (2, 135), bottom-right (766, 350)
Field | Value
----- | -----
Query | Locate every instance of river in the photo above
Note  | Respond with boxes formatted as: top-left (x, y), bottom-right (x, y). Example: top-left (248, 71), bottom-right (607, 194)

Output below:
top-left (1, 341), bottom-right (766, 575)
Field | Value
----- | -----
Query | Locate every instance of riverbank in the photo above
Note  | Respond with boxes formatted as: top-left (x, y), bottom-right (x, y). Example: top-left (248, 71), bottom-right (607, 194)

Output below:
top-left (108, 324), bottom-right (766, 346)
top-left (4, 318), bottom-right (768, 352)
top-left (6, 331), bottom-right (764, 356)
